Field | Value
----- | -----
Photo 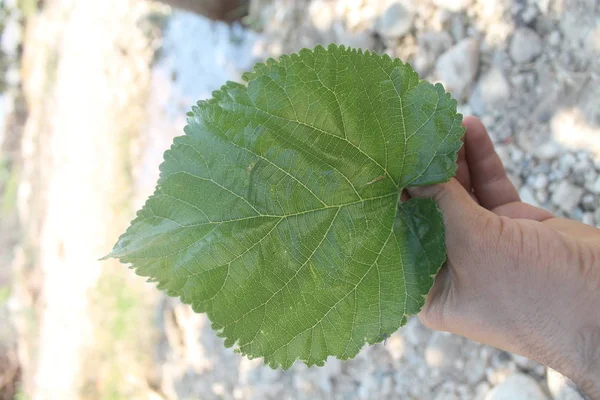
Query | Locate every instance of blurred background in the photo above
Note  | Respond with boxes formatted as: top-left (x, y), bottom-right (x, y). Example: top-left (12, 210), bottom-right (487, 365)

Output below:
top-left (0, 0), bottom-right (598, 399)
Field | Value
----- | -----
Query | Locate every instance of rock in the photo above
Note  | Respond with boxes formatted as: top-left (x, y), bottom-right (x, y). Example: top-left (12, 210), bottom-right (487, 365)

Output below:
top-left (520, 5), bottom-right (539, 25)
top-left (433, 383), bottom-right (461, 400)
top-left (413, 31), bottom-right (453, 75)
top-left (474, 382), bottom-right (491, 400)
top-left (450, 13), bottom-right (466, 42)
top-left (469, 68), bottom-right (511, 115)
top-left (376, 1), bottom-right (415, 39)
top-left (432, 8), bottom-right (452, 31)
top-left (510, 73), bottom-right (526, 88)
top-left (468, 88), bottom-right (485, 116)
top-left (485, 366), bottom-right (513, 386)
top-left (547, 369), bottom-right (586, 400)
top-left (572, 157), bottom-right (591, 180)
top-left (511, 354), bottom-right (542, 372)
top-left (581, 193), bottom-right (596, 211)
top-left (532, 174), bottom-right (549, 189)
top-left (433, 0), bottom-right (472, 13)
top-left (425, 332), bottom-right (462, 369)
top-left (385, 333), bottom-right (405, 361)
top-left (464, 356), bottom-right (487, 384)
top-left (158, 0), bottom-right (248, 22)
top-left (456, 384), bottom-right (473, 400)
top-left (520, 186), bottom-right (539, 206)
top-left (435, 38), bottom-right (479, 99)
top-left (309, 0), bottom-right (336, 32)
top-left (457, 104), bottom-right (472, 117)
top-left (334, 26), bottom-right (375, 50)
top-left (588, 175), bottom-right (600, 194)
top-left (558, 153), bottom-right (577, 174)
top-left (509, 28), bottom-right (543, 64)
top-left (535, 189), bottom-right (548, 204)
top-left (535, 0), bottom-right (550, 14)
top-left (547, 30), bottom-right (561, 47)
top-left (571, 207), bottom-right (584, 221)
top-left (401, 316), bottom-right (432, 347)
top-left (510, 147), bottom-right (524, 164)
top-left (486, 351), bottom-right (517, 385)
top-left (485, 374), bottom-right (549, 400)
top-left (582, 212), bottom-right (595, 226)
top-left (551, 181), bottom-right (584, 212)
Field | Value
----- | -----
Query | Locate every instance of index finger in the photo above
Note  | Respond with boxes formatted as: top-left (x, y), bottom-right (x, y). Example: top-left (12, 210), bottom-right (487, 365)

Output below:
top-left (464, 117), bottom-right (520, 210)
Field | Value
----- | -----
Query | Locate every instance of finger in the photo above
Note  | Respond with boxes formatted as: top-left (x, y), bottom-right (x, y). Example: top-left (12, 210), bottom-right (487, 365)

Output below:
top-left (407, 178), bottom-right (482, 230)
top-left (418, 264), bottom-right (453, 331)
top-left (464, 116), bottom-right (520, 210)
top-left (492, 202), bottom-right (554, 221)
top-left (455, 137), bottom-right (472, 192)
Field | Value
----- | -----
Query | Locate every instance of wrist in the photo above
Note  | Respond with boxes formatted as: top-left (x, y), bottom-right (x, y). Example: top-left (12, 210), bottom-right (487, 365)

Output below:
top-left (551, 242), bottom-right (600, 399)
top-left (567, 325), bottom-right (600, 400)
top-left (518, 238), bottom-right (600, 397)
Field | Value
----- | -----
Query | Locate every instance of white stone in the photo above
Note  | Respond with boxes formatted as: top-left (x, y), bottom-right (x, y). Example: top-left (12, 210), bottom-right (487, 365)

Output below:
top-left (558, 153), bottom-right (577, 173)
top-left (413, 31), bottom-right (453, 75)
top-left (464, 356), bottom-right (487, 384)
top-left (334, 26), bottom-right (375, 50)
top-left (401, 316), bottom-right (431, 347)
top-left (581, 193), bottom-right (596, 211)
top-left (376, 1), bottom-right (415, 39)
top-left (433, 384), bottom-right (461, 400)
top-left (386, 334), bottom-right (405, 361)
top-left (450, 13), bottom-right (466, 42)
top-left (532, 174), bottom-right (549, 189)
top-left (309, 0), bottom-right (336, 32)
top-left (551, 181), bottom-right (584, 212)
top-left (535, 0), bottom-right (550, 13)
top-left (469, 68), bottom-right (511, 114)
top-left (485, 374), bottom-right (548, 400)
top-left (511, 354), bottom-right (542, 371)
top-left (511, 147), bottom-right (524, 164)
top-left (520, 186), bottom-right (539, 206)
top-left (547, 369), bottom-right (586, 400)
top-left (589, 175), bottom-right (600, 194)
top-left (535, 189), bottom-right (548, 204)
top-left (474, 382), bottom-right (491, 400)
top-left (425, 331), bottom-right (462, 369)
top-left (582, 212), bottom-right (595, 226)
top-left (510, 73), bottom-right (526, 88)
top-left (509, 28), bottom-right (543, 64)
top-left (485, 363), bottom-right (517, 386)
top-left (435, 38), bottom-right (480, 99)
top-left (433, 0), bottom-right (472, 13)
top-left (520, 5), bottom-right (539, 24)
top-left (547, 30), bottom-right (561, 47)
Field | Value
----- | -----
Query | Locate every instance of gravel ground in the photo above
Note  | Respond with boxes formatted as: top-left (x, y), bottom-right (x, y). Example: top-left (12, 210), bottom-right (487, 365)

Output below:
top-left (142, 0), bottom-right (599, 399)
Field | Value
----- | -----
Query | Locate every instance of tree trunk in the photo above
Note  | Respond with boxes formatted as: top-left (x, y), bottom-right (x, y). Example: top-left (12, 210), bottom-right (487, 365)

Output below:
top-left (157, 0), bottom-right (249, 22)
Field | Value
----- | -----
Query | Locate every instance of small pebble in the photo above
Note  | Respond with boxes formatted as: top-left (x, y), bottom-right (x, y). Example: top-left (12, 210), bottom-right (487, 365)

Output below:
top-left (509, 28), bottom-right (543, 63)
top-left (485, 373), bottom-right (549, 400)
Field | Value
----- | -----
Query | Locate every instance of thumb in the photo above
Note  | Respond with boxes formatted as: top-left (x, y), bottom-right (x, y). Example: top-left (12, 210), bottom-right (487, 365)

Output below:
top-left (407, 178), bottom-right (482, 229)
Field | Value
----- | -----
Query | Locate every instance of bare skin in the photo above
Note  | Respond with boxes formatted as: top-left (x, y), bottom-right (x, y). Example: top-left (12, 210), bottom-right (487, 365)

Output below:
top-left (408, 117), bottom-right (600, 399)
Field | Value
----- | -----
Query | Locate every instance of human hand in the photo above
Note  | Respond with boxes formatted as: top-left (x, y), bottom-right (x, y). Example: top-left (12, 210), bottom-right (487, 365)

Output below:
top-left (408, 117), bottom-right (600, 398)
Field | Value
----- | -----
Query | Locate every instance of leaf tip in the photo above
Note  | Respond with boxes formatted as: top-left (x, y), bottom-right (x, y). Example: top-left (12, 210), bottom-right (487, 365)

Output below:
top-left (98, 253), bottom-right (112, 261)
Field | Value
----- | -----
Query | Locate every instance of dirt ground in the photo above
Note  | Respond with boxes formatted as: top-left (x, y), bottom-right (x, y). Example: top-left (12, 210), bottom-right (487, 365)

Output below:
top-left (1, 0), bottom-right (599, 399)
top-left (9, 0), bottom-right (164, 398)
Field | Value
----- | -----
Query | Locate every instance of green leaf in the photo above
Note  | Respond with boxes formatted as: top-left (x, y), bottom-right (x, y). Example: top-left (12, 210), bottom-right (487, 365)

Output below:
top-left (106, 44), bottom-right (464, 368)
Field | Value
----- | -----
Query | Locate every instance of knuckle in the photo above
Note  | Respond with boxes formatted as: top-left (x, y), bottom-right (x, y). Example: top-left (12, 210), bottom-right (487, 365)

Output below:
top-left (433, 183), bottom-right (452, 204)
top-left (419, 309), bottom-right (445, 331)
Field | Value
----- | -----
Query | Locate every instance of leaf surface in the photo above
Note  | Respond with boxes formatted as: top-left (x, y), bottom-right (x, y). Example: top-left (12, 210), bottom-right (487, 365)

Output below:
top-left (107, 44), bottom-right (464, 368)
